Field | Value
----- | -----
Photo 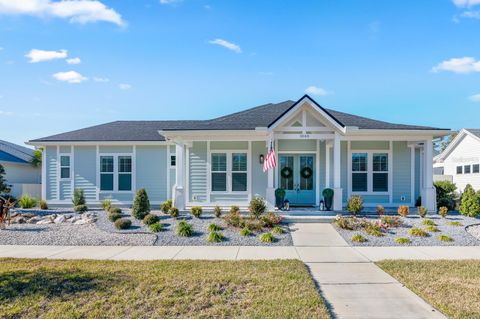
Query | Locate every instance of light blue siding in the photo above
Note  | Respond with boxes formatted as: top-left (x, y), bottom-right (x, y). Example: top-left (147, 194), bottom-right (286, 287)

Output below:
top-left (136, 145), bottom-right (168, 202)
top-left (318, 141), bottom-right (326, 192)
top-left (278, 139), bottom-right (316, 152)
top-left (59, 146), bottom-right (71, 153)
top-left (252, 141), bottom-right (267, 198)
top-left (415, 148), bottom-right (421, 201)
top-left (46, 146), bottom-right (57, 200)
top-left (210, 193), bottom-right (249, 203)
top-left (361, 195), bottom-right (390, 204)
top-left (211, 141), bottom-right (248, 150)
top-left (392, 141), bottom-right (412, 204)
top-left (99, 146), bottom-right (133, 153)
top-left (189, 142), bottom-right (207, 202)
top-left (59, 180), bottom-right (72, 200)
top-left (99, 192), bottom-right (134, 202)
top-left (351, 141), bottom-right (389, 150)
top-left (74, 146), bottom-right (97, 202)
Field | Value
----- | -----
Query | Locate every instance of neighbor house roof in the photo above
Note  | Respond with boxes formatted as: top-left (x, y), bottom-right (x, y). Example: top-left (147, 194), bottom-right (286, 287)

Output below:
top-left (0, 140), bottom-right (35, 163)
top-left (30, 95), bottom-right (448, 143)
top-left (434, 128), bottom-right (480, 163)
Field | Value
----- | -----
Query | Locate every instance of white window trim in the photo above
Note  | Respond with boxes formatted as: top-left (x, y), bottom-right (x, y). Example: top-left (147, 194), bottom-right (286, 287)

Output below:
top-left (208, 149), bottom-right (250, 195)
top-left (348, 149), bottom-right (392, 196)
top-left (97, 153), bottom-right (135, 193)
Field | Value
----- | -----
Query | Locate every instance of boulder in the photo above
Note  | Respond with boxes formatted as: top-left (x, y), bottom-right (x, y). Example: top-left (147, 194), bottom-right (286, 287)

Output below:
top-left (73, 219), bottom-right (89, 225)
top-left (27, 216), bottom-right (42, 224)
top-left (11, 216), bottom-right (26, 224)
top-left (54, 215), bottom-right (66, 224)
top-left (37, 219), bottom-right (53, 225)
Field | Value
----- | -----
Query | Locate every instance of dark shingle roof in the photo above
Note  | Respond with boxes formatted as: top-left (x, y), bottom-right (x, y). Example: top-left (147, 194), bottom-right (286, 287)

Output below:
top-left (30, 96), bottom-right (447, 142)
top-left (0, 140), bottom-right (35, 163)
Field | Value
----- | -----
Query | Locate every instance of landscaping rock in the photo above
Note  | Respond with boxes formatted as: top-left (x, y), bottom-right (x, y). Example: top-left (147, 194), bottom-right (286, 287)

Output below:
top-left (37, 219), bottom-right (53, 225)
top-left (54, 215), bottom-right (66, 224)
top-left (11, 216), bottom-right (26, 224)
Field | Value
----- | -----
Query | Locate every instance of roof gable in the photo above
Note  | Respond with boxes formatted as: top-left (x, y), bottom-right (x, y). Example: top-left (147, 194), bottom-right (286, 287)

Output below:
top-left (435, 129), bottom-right (480, 162)
top-left (0, 140), bottom-right (34, 163)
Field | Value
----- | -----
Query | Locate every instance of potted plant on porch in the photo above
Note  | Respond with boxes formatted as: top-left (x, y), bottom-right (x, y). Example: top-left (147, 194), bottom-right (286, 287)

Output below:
top-left (322, 188), bottom-right (334, 211)
top-left (275, 188), bottom-right (286, 209)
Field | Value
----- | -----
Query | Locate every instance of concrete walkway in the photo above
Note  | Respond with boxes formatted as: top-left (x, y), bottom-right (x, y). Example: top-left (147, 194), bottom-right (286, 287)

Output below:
top-left (1, 223), bottom-right (480, 318)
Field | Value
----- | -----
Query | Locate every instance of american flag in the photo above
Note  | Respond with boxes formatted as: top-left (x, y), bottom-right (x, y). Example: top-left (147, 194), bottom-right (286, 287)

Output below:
top-left (263, 142), bottom-right (277, 172)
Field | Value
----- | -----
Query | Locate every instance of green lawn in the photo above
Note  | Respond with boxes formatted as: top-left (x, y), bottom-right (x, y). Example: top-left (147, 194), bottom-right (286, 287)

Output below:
top-left (0, 258), bottom-right (330, 319)
top-left (377, 260), bottom-right (480, 319)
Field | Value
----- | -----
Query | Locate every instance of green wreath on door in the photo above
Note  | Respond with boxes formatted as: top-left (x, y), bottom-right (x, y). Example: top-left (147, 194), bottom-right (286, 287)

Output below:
top-left (300, 166), bottom-right (313, 179)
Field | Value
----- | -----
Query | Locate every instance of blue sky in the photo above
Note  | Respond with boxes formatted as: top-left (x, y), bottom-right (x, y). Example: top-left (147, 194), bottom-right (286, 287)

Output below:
top-left (0, 0), bottom-right (479, 146)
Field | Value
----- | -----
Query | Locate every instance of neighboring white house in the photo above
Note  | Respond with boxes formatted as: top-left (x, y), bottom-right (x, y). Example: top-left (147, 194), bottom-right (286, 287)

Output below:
top-left (434, 129), bottom-right (480, 192)
top-left (0, 140), bottom-right (41, 198)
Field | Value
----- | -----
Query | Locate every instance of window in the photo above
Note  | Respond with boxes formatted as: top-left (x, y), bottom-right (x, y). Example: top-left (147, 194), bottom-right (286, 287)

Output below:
top-left (100, 155), bottom-right (132, 192)
top-left (456, 166), bottom-right (463, 174)
top-left (60, 155), bottom-right (71, 179)
top-left (170, 155), bottom-right (176, 167)
top-left (118, 156), bottom-right (132, 191)
top-left (473, 164), bottom-right (479, 174)
top-left (211, 152), bottom-right (248, 192)
top-left (352, 153), bottom-right (368, 192)
top-left (100, 156), bottom-right (114, 191)
top-left (351, 152), bottom-right (389, 194)
top-left (464, 165), bottom-right (471, 174)
top-left (211, 153), bottom-right (227, 191)
top-left (372, 153), bottom-right (388, 192)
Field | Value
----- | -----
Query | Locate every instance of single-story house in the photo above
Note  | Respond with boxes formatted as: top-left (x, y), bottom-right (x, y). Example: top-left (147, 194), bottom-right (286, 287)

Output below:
top-left (434, 128), bottom-right (480, 192)
top-left (28, 95), bottom-right (449, 211)
top-left (0, 140), bottom-right (42, 198)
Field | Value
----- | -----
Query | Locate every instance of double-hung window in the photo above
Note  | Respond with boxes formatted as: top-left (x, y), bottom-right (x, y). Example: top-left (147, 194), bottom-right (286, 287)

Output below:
top-left (100, 155), bottom-right (132, 192)
top-left (60, 155), bottom-right (71, 179)
top-left (211, 152), bottom-right (248, 192)
top-left (473, 164), bottom-right (479, 174)
top-left (351, 152), bottom-right (389, 193)
top-left (456, 166), bottom-right (463, 174)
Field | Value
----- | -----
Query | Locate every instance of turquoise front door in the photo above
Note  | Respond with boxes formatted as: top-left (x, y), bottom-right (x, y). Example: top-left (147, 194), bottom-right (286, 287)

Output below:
top-left (279, 154), bottom-right (316, 206)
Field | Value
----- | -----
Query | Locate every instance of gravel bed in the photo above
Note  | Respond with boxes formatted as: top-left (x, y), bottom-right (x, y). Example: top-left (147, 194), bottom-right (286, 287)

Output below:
top-left (0, 223), bottom-right (156, 246)
top-left (96, 209), bottom-right (293, 246)
top-left (466, 224), bottom-right (480, 240)
top-left (334, 212), bottom-right (480, 246)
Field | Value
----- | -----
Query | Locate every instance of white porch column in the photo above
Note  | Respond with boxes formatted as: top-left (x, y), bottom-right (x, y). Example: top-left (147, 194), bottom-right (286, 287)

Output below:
top-left (423, 139), bottom-right (436, 212)
top-left (265, 138), bottom-right (276, 209)
top-left (333, 133), bottom-right (343, 211)
top-left (173, 142), bottom-right (185, 210)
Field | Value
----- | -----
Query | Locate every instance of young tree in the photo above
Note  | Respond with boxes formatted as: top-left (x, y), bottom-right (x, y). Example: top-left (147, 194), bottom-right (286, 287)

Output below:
top-left (31, 148), bottom-right (43, 168)
top-left (459, 184), bottom-right (480, 217)
top-left (0, 164), bottom-right (10, 194)
top-left (132, 188), bottom-right (150, 219)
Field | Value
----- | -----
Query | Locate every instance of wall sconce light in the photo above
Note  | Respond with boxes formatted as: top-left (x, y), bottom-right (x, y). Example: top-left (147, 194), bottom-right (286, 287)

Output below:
top-left (259, 154), bottom-right (265, 164)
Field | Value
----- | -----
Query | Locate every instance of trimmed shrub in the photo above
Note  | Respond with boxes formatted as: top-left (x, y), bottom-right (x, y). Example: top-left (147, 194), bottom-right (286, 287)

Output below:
top-left (149, 222), bottom-right (163, 232)
top-left (143, 213), bottom-right (160, 225)
top-left (272, 226), bottom-right (284, 234)
top-left (177, 220), bottom-right (193, 237)
top-left (459, 184), bottom-right (480, 217)
top-left (438, 235), bottom-right (454, 242)
top-left (351, 234), bottom-right (367, 242)
top-left (101, 199), bottom-right (112, 211)
top-left (207, 231), bottom-right (224, 243)
top-left (208, 223), bottom-right (221, 232)
top-left (347, 196), bottom-right (363, 215)
top-left (438, 206), bottom-right (449, 218)
top-left (74, 204), bottom-right (88, 213)
top-left (259, 232), bottom-right (276, 243)
top-left (224, 209), bottom-right (242, 227)
top-left (334, 216), bottom-right (358, 230)
top-left (448, 221), bottom-right (463, 227)
top-left (229, 205), bottom-right (240, 214)
top-left (160, 199), bottom-right (172, 214)
top-left (417, 206), bottom-right (427, 218)
top-left (248, 196), bottom-right (267, 219)
top-left (109, 207), bottom-right (122, 215)
top-left (190, 206), bottom-right (203, 218)
top-left (395, 237), bottom-right (411, 244)
top-left (261, 212), bottom-right (282, 228)
top-left (18, 194), bottom-right (37, 209)
top-left (397, 205), bottom-right (409, 217)
top-left (169, 207), bottom-right (179, 218)
top-left (114, 218), bottom-right (132, 230)
top-left (240, 227), bottom-right (252, 236)
top-left (380, 216), bottom-right (402, 228)
top-left (39, 200), bottom-right (48, 210)
top-left (213, 205), bottom-right (222, 218)
top-left (376, 205), bottom-right (385, 216)
top-left (409, 227), bottom-right (428, 237)
top-left (422, 219), bottom-right (436, 226)
top-left (365, 222), bottom-right (384, 237)
top-left (244, 219), bottom-right (264, 231)
top-left (72, 188), bottom-right (86, 207)
top-left (434, 180), bottom-right (457, 211)
top-left (108, 212), bottom-right (122, 222)
top-left (132, 188), bottom-right (151, 220)
top-left (425, 225), bottom-right (440, 232)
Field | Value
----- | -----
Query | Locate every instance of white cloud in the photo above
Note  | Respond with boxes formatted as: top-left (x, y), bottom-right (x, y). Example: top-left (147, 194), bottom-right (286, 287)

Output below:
top-left (118, 83), bottom-right (131, 90)
top-left (469, 93), bottom-right (480, 102)
top-left (0, 0), bottom-right (125, 26)
top-left (52, 70), bottom-right (87, 83)
top-left (0, 110), bottom-right (13, 116)
top-left (431, 57), bottom-right (480, 74)
top-left (93, 76), bottom-right (109, 82)
top-left (159, 0), bottom-right (182, 4)
top-left (461, 10), bottom-right (480, 19)
top-left (208, 39), bottom-right (242, 53)
top-left (66, 57), bottom-right (81, 64)
top-left (305, 86), bottom-right (331, 96)
top-left (25, 49), bottom-right (67, 63)
top-left (453, 0), bottom-right (480, 7)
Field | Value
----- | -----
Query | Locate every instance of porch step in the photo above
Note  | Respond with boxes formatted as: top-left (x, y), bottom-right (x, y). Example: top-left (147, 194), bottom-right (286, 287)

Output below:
top-left (280, 214), bottom-right (336, 223)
